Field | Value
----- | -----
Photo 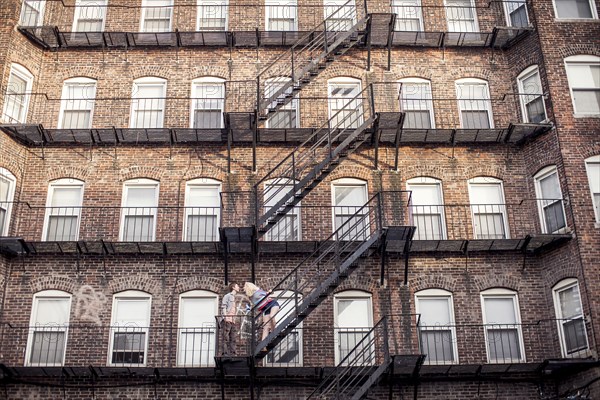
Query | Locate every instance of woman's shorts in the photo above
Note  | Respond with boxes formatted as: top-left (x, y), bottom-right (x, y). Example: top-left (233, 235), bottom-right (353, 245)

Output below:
top-left (263, 301), bottom-right (280, 315)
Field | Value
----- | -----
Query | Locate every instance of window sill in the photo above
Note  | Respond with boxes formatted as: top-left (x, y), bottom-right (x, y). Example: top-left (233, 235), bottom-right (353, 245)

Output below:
top-left (595, 222), bottom-right (600, 229)
top-left (573, 114), bottom-right (600, 119)
top-left (554, 18), bottom-right (600, 23)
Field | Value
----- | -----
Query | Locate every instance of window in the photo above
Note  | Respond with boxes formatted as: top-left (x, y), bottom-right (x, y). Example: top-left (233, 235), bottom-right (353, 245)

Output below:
top-left (564, 55), bottom-right (600, 115)
top-left (43, 179), bottom-right (84, 241)
top-left (130, 77), bottom-right (167, 128)
top-left (141, 0), bottom-right (173, 32)
top-left (58, 78), bottom-right (97, 129)
top-left (467, 177), bottom-right (509, 239)
top-left (266, 291), bottom-right (303, 366)
top-left (0, 168), bottom-right (16, 236)
top-left (19, 0), bottom-right (46, 26)
top-left (264, 178), bottom-right (301, 241)
top-left (553, 0), bottom-right (598, 18)
top-left (553, 279), bottom-right (589, 356)
top-left (265, 77), bottom-right (299, 129)
top-left (184, 178), bottom-right (221, 241)
top-left (332, 178), bottom-right (368, 240)
top-left (445, 0), bottom-right (479, 32)
top-left (120, 179), bottom-right (159, 241)
top-left (480, 288), bottom-right (525, 363)
top-left (517, 66), bottom-right (547, 123)
top-left (197, 0), bottom-right (228, 30)
top-left (504, 0), bottom-right (529, 27)
top-left (109, 291), bottom-right (151, 366)
top-left (25, 290), bottom-right (71, 366)
top-left (328, 77), bottom-right (363, 130)
top-left (392, 0), bottom-right (424, 31)
top-left (324, 0), bottom-right (357, 30)
top-left (585, 155), bottom-right (600, 223)
top-left (266, 0), bottom-right (297, 31)
top-left (2, 64), bottom-right (33, 124)
top-left (406, 177), bottom-right (446, 240)
top-left (534, 166), bottom-right (567, 233)
top-left (415, 289), bottom-right (458, 364)
top-left (455, 78), bottom-right (493, 129)
top-left (73, 0), bottom-right (107, 32)
top-left (399, 78), bottom-right (435, 129)
top-left (191, 77), bottom-right (224, 129)
top-left (334, 290), bottom-right (373, 365)
top-left (178, 290), bottom-right (218, 367)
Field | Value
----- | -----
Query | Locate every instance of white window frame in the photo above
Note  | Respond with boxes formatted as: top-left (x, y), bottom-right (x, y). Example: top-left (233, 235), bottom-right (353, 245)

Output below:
top-left (553, 279), bottom-right (589, 357)
top-left (331, 178), bottom-right (369, 240)
top-left (406, 177), bottom-right (446, 240)
top-left (140, 0), bottom-right (174, 33)
top-left (517, 65), bottom-right (547, 123)
top-left (324, 0), bottom-right (357, 31)
top-left (445, 0), bottom-right (479, 32)
top-left (264, 178), bottom-right (302, 241)
top-left (534, 165), bottom-right (568, 234)
top-left (19, 0), bottom-right (46, 26)
top-left (108, 290), bottom-right (152, 367)
top-left (327, 77), bottom-right (363, 130)
top-left (190, 77), bottom-right (225, 129)
top-left (183, 178), bottom-right (221, 241)
top-left (177, 290), bottom-right (218, 367)
top-left (120, 178), bottom-right (160, 242)
top-left (553, 0), bottom-right (598, 19)
top-left (564, 55), bottom-right (600, 116)
top-left (25, 290), bottom-right (72, 367)
top-left (392, 0), bottom-right (424, 31)
top-left (265, 77), bottom-right (300, 129)
top-left (197, 0), bottom-right (229, 31)
top-left (503, 0), bottom-right (529, 27)
top-left (72, 0), bottom-right (108, 32)
top-left (130, 77), bottom-right (167, 129)
top-left (455, 78), bottom-right (494, 129)
top-left (57, 77), bottom-right (97, 129)
top-left (585, 155), bottom-right (600, 225)
top-left (467, 177), bottom-right (510, 240)
top-left (265, 0), bottom-right (298, 31)
top-left (415, 289), bottom-right (458, 365)
top-left (333, 290), bottom-right (374, 365)
top-left (0, 167), bottom-right (17, 236)
top-left (2, 64), bottom-right (33, 124)
top-left (42, 178), bottom-right (85, 242)
top-left (480, 288), bottom-right (526, 363)
top-left (266, 290), bottom-right (303, 366)
top-left (399, 78), bottom-right (436, 129)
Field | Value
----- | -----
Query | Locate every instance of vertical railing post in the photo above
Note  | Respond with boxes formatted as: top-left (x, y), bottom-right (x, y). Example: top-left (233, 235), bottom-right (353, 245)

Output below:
top-left (291, 47), bottom-right (295, 81)
top-left (256, 76), bottom-right (261, 115)
top-left (369, 83), bottom-right (376, 119)
top-left (323, 21), bottom-right (329, 54)
top-left (377, 192), bottom-right (383, 231)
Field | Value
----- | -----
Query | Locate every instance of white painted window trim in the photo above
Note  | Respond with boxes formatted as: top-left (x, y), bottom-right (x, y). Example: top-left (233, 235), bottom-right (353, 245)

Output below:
top-left (564, 55), bottom-right (600, 116)
top-left (130, 77), bottom-right (167, 129)
top-left (119, 178), bottom-right (160, 241)
top-left (516, 65), bottom-right (547, 123)
top-left (391, 0), bottom-right (424, 31)
top-left (398, 78), bottom-right (436, 128)
top-left (467, 176), bottom-right (510, 239)
top-left (415, 288), bottom-right (459, 364)
top-left (19, 0), bottom-right (46, 26)
top-left (42, 178), bottom-right (85, 241)
top-left (140, 0), bottom-right (174, 32)
top-left (503, 0), bottom-right (529, 27)
top-left (196, 0), bottom-right (229, 31)
top-left (264, 178), bottom-right (302, 241)
top-left (585, 155), bottom-right (600, 225)
top-left (190, 77), bottom-right (225, 129)
top-left (444, 0), bottom-right (480, 32)
top-left (327, 77), bottom-right (363, 128)
top-left (25, 290), bottom-right (72, 367)
top-left (552, 0), bottom-right (598, 19)
top-left (57, 77), bottom-right (97, 129)
top-left (455, 78), bottom-right (494, 129)
top-left (2, 63), bottom-right (34, 124)
top-left (266, 290), bottom-right (303, 367)
top-left (552, 278), bottom-right (590, 357)
top-left (406, 176), bottom-right (447, 240)
top-left (72, 0), bottom-right (108, 32)
top-left (265, 0), bottom-right (298, 31)
top-left (108, 290), bottom-right (152, 367)
top-left (331, 177), bottom-right (369, 236)
top-left (480, 288), bottom-right (526, 363)
top-left (0, 167), bottom-right (17, 236)
top-left (183, 178), bottom-right (221, 241)
top-left (264, 76), bottom-right (300, 129)
top-left (177, 290), bottom-right (218, 367)
top-left (333, 290), bottom-right (373, 365)
top-left (534, 165), bottom-right (568, 234)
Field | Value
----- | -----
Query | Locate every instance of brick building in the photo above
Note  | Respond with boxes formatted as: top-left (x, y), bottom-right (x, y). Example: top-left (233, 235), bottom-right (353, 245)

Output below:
top-left (0, 0), bottom-right (598, 398)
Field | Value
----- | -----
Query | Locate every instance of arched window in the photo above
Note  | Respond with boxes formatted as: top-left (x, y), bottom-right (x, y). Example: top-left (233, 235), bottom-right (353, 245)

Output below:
top-left (328, 77), bottom-right (363, 130)
top-left (264, 178), bottom-right (301, 241)
top-left (19, 0), bottom-right (46, 26)
top-left (480, 288), bottom-right (525, 363)
top-left (26, 290), bottom-right (72, 366)
top-left (140, 0), bottom-right (173, 32)
top-left (455, 78), bottom-right (493, 129)
top-left (552, 279), bottom-right (589, 356)
top-left (43, 178), bottom-right (85, 241)
top-left (503, 0), bottom-right (528, 27)
top-left (58, 77), bottom-right (97, 129)
top-left (109, 290), bottom-right (152, 366)
top-left (264, 77), bottom-right (299, 129)
top-left (467, 177), bottom-right (509, 239)
top-left (564, 55), bottom-right (600, 115)
top-left (191, 77), bottom-right (225, 129)
top-left (334, 290), bottom-right (373, 365)
top-left (331, 178), bottom-right (368, 240)
top-left (406, 177), bottom-right (446, 240)
top-left (184, 178), bottom-right (221, 241)
top-left (585, 155), bottom-right (600, 223)
top-left (197, 0), bottom-right (228, 31)
top-left (266, 290), bottom-right (303, 366)
top-left (2, 63), bottom-right (33, 124)
top-left (120, 178), bottom-right (160, 241)
top-left (392, 0), bottom-right (424, 31)
top-left (415, 289), bottom-right (458, 364)
top-left (266, 0), bottom-right (297, 31)
top-left (178, 290), bottom-right (219, 366)
top-left (445, 0), bottom-right (479, 32)
top-left (517, 65), bottom-right (547, 123)
top-left (73, 0), bottom-right (108, 32)
top-left (399, 78), bottom-right (435, 129)
top-left (534, 166), bottom-right (567, 233)
top-left (130, 77), bottom-right (167, 128)
top-left (0, 167), bottom-right (17, 236)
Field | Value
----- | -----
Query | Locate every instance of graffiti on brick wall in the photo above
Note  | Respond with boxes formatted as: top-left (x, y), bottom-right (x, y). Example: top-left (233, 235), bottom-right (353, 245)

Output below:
top-left (74, 285), bottom-right (107, 325)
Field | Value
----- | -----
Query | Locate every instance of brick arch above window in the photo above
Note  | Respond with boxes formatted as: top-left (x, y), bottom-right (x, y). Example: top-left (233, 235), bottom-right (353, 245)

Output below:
top-left (176, 276), bottom-right (224, 295)
top-left (392, 67), bottom-right (435, 80)
top-left (449, 69), bottom-right (494, 81)
top-left (182, 166), bottom-right (226, 183)
top-left (412, 275), bottom-right (458, 293)
top-left (107, 273), bottom-right (161, 296)
top-left (55, 67), bottom-right (102, 82)
top-left (328, 167), bottom-right (374, 183)
top-left (0, 157), bottom-right (24, 178)
top-left (28, 274), bottom-right (77, 294)
top-left (119, 166), bottom-right (165, 182)
top-left (336, 275), bottom-right (378, 293)
top-left (558, 46), bottom-right (600, 59)
top-left (45, 168), bottom-right (90, 182)
top-left (473, 275), bottom-right (521, 292)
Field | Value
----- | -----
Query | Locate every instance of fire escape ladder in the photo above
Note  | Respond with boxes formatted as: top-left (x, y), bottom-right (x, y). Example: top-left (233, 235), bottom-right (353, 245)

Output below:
top-left (256, 0), bottom-right (370, 119)
top-left (306, 317), bottom-right (391, 400)
top-left (255, 84), bottom-right (377, 236)
top-left (251, 194), bottom-right (384, 358)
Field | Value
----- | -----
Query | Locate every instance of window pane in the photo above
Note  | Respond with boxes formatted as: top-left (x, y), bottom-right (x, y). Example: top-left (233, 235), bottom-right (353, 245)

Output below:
top-left (126, 187), bottom-right (157, 207)
top-left (413, 212), bottom-right (444, 240)
top-left (179, 296), bottom-right (216, 366)
top-left (114, 298), bottom-right (150, 325)
top-left (487, 328), bottom-right (521, 361)
top-left (484, 297), bottom-right (516, 324)
top-left (267, 109), bottom-right (297, 129)
top-left (337, 329), bottom-right (373, 365)
top-left (525, 97), bottom-right (546, 123)
top-left (419, 297), bottom-right (450, 325)
top-left (123, 215), bottom-right (154, 241)
top-left (324, 0), bottom-right (357, 30)
top-left (337, 298), bottom-right (370, 327)
top-left (573, 90), bottom-right (600, 114)
top-left (0, 208), bottom-right (6, 233)
top-left (543, 200), bottom-right (566, 232)
top-left (461, 110), bottom-right (490, 129)
top-left (266, 2), bottom-right (297, 31)
top-left (446, 0), bottom-right (477, 32)
top-left (559, 285), bottom-right (582, 318)
top-left (335, 185), bottom-right (366, 206)
top-left (392, 0), bottom-right (423, 31)
top-left (404, 111), bottom-right (432, 128)
top-left (35, 298), bottom-right (70, 325)
top-left (563, 318), bottom-right (588, 354)
top-left (111, 332), bottom-right (146, 364)
top-left (198, 0), bottom-right (227, 30)
top-left (473, 211), bottom-right (505, 239)
top-left (509, 3), bottom-right (528, 27)
top-left (62, 110), bottom-right (92, 129)
top-left (420, 330), bottom-right (454, 363)
top-left (47, 216), bottom-right (78, 241)
top-left (186, 215), bottom-right (218, 241)
top-left (30, 331), bottom-right (65, 365)
top-left (267, 331), bottom-right (300, 364)
top-left (539, 172), bottom-right (561, 199)
top-left (555, 0), bottom-right (593, 18)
